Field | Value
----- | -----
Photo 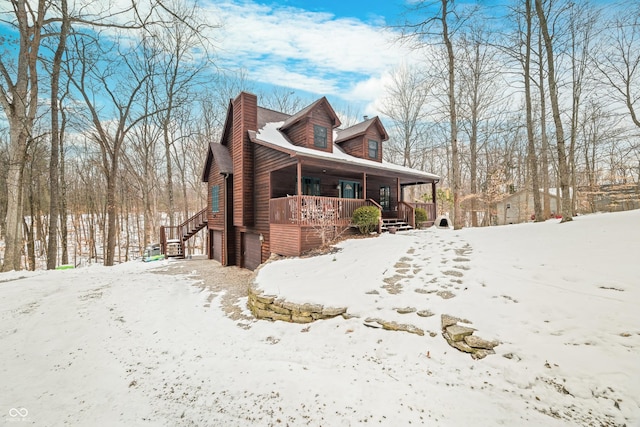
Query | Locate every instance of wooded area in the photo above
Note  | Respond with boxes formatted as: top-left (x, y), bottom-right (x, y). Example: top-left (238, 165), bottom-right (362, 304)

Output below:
top-left (1, 0), bottom-right (639, 271)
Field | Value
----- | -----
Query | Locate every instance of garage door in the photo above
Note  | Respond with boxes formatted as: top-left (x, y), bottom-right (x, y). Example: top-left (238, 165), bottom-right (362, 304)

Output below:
top-left (242, 233), bottom-right (261, 270)
top-left (212, 231), bottom-right (222, 263)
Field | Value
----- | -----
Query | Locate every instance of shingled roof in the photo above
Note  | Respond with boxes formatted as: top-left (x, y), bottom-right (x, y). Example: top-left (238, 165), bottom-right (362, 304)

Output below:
top-left (279, 97), bottom-right (341, 131)
top-left (335, 116), bottom-right (389, 143)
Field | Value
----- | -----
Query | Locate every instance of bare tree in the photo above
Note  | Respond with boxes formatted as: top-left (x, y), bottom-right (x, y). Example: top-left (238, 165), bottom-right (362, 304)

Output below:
top-left (399, 0), bottom-right (472, 229)
top-left (147, 1), bottom-right (216, 228)
top-left (457, 23), bottom-right (505, 226)
top-left (523, 0), bottom-right (543, 222)
top-left (261, 86), bottom-right (308, 115)
top-left (66, 31), bottom-right (161, 266)
top-left (379, 63), bottom-right (432, 169)
top-left (0, 0), bottom-right (44, 271)
top-left (45, 0), bottom-right (70, 269)
top-left (534, 0), bottom-right (573, 222)
top-left (595, 5), bottom-right (640, 130)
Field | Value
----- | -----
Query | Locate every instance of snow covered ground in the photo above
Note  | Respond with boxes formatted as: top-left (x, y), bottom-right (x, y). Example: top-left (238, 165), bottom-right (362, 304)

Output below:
top-left (1, 209), bottom-right (639, 426)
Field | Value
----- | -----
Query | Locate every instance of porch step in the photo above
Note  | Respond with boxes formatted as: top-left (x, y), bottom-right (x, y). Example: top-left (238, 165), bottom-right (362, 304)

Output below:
top-left (381, 218), bottom-right (413, 232)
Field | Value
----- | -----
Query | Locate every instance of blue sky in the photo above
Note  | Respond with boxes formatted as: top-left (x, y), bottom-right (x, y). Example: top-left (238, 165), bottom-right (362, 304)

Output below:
top-left (205, 0), bottom-right (421, 115)
top-left (274, 0), bottom-right (406, 24)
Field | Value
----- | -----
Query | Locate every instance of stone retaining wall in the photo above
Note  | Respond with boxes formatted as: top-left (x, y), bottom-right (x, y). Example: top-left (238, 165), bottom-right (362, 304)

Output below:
top-left (248, 287), bottom-right (347, 323)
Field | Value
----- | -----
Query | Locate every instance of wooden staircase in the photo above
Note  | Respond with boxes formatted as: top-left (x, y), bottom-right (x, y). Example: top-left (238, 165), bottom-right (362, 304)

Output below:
top-left (381, 218), bottom-right (413, 232)
top-left (160, 208), bottom-right (208, 258)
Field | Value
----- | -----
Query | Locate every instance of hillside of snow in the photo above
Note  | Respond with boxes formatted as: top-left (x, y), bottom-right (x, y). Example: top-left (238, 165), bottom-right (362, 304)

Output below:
top-left (1, 210), bottom-right (639, 426)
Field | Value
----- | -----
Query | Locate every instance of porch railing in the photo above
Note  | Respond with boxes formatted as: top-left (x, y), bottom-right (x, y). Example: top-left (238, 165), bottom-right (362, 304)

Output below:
top-left (159, 207), bottom-right (208, 255)
top-left (270, 195), bottom-right (368, 226)
top-left (398, 202), bottom-right (436, 228)
top-left (398, 202), bottom-right (416, 228)
top-left (270, 196), bottom-right (436, 229)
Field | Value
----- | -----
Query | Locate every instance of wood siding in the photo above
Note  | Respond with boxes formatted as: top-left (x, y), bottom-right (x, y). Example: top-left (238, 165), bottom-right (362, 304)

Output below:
top-left (232, 92), bottom-right (257, 227)
top-left (253, 145), bottom-right (297, 264)
top-left (270, 224), bottom-right (354, 257)
top-left (269, 223), bottom-right (301, 257)
top-left (337, 127), bottom-right (384, 162)
top-left (281, 105), bottom-right (334, 153)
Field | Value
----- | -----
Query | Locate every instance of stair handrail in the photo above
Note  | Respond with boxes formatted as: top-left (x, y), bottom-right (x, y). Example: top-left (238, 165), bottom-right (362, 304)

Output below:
top-left (397, 201), bottom-right (416, 229)
top-left (365, 199), bottom-right (383, 233)
top-left (180, 207), bottom-right (208, 239)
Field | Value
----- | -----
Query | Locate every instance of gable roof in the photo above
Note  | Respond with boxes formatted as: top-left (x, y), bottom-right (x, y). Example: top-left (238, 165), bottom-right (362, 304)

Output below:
top-left (257, 107), bottom-right (290, 129)
top-left (249, 121), bottom-right (439, 182)
top-left (335, 117), bottom-right (389, 143)
top-left (202, 142), bottom-right (233, 182)
top-left (279, 97), bottom-right (341, 131)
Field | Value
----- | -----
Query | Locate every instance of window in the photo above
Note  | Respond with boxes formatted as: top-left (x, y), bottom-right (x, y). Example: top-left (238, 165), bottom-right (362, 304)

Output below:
top-left (302, 177), bottom-right (321, 196)
top-left (368, 139), bottom-right (379, 159)
top-left (211, 185), bottom-right (220, 212)
top-left (314, 125), bottom-right (327, 148)
top-left (380, 186), bottom-right (390, 210)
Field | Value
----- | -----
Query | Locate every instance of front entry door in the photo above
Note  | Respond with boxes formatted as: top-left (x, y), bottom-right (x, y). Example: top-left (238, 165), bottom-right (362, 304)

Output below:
top-left (339, 180), bottom-right (361, 199)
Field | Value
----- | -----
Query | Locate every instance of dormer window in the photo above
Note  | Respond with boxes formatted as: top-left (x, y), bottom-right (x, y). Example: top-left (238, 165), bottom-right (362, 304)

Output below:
top-left (368, 139), bottom-right (379, 159)
top-left (314, 125), bottom-right (327, 148)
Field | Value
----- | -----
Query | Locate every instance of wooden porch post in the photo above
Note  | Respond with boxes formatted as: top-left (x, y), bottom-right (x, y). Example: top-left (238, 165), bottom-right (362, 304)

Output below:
top-left (297, 161), bottom-right (302, 196)
top-left (432, 181), bottom-right (437, 219)
top-left (363, 173), bottom-right (367, 199)
top-left (397, 178), bottom-right (401, 203)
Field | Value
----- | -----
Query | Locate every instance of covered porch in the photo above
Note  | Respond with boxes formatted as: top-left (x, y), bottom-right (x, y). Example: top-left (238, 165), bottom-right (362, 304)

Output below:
top-left (269, 195), bottom-right (436, 229)
top-left (266, 159), bottom-right (437, 256)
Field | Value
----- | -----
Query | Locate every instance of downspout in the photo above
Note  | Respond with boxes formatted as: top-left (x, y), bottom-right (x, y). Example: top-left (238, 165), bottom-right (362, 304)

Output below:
top-left (223, 173), bottom-right (229, 266)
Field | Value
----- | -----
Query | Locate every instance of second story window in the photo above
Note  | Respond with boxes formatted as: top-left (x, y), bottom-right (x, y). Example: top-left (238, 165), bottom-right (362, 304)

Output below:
top-left (314, 125), bottom-right (327, 148)
top-left (368, 139), bottom-right (379, 159)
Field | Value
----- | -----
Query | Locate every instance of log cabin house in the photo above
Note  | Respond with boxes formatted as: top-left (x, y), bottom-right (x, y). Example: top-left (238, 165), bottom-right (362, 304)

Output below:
top-left (161, 92), bottom-right (439, 269)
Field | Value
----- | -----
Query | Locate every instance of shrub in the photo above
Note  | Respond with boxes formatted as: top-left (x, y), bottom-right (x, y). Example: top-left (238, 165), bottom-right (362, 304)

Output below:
top-left (415, 207), bottom-right (428, 224)
top-left (352, 206), bottom-right (380, 234)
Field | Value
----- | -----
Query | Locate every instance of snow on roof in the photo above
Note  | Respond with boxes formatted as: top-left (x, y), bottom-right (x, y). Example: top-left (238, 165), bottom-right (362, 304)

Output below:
top-left (252, 121), bottom-right (440, 181)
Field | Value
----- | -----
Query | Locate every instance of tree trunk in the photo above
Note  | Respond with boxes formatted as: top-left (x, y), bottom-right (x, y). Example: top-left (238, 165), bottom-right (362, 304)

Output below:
top-left (442, 0), bottom-right (462, 230)
top-left (535, 0), bottom-right (573, 222)
top-left (524, 0), bottom-right (543, 222)
top-left (46, 0), bottom-right (69, 269)
top-left (105, 159), bottom-right (118, 266)
top-left (538, 31), bottom-right (551, 219)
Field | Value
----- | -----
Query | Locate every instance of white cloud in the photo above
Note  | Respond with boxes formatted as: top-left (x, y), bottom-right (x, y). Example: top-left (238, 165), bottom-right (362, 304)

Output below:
top-left (202, 1), bottom-right (421, 104)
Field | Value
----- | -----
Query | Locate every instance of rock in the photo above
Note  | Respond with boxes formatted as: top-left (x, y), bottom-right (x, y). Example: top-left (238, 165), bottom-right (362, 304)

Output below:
top-left (395, 306), bottom-right (416, 314)
top-left (250, 299), bottom-right (268, 310)
top-left (269, 304), bottom-right (292, 316)
top-left (464, 335), bottom-right (498, 350)
top-left (364, 318), bottom-right (424, 336)
top-left (448, 337), bottom-right (476, 354)
top-left (441, 314), bottom-right (462, 329)
top-left (322, 307), bottom-right (347, 317)
top-left (254, 294), bottom-right (276, 304)
top-left (291, 314), bottom-right (313, 323)
top-left (471, 349), bottom-right (495, 360)
top-left (445, 324), bottom-right (476, 341)
top-left (300, 303), bottom-right (324, 313)
top-left (417, 309), bottom-right (435, 318)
